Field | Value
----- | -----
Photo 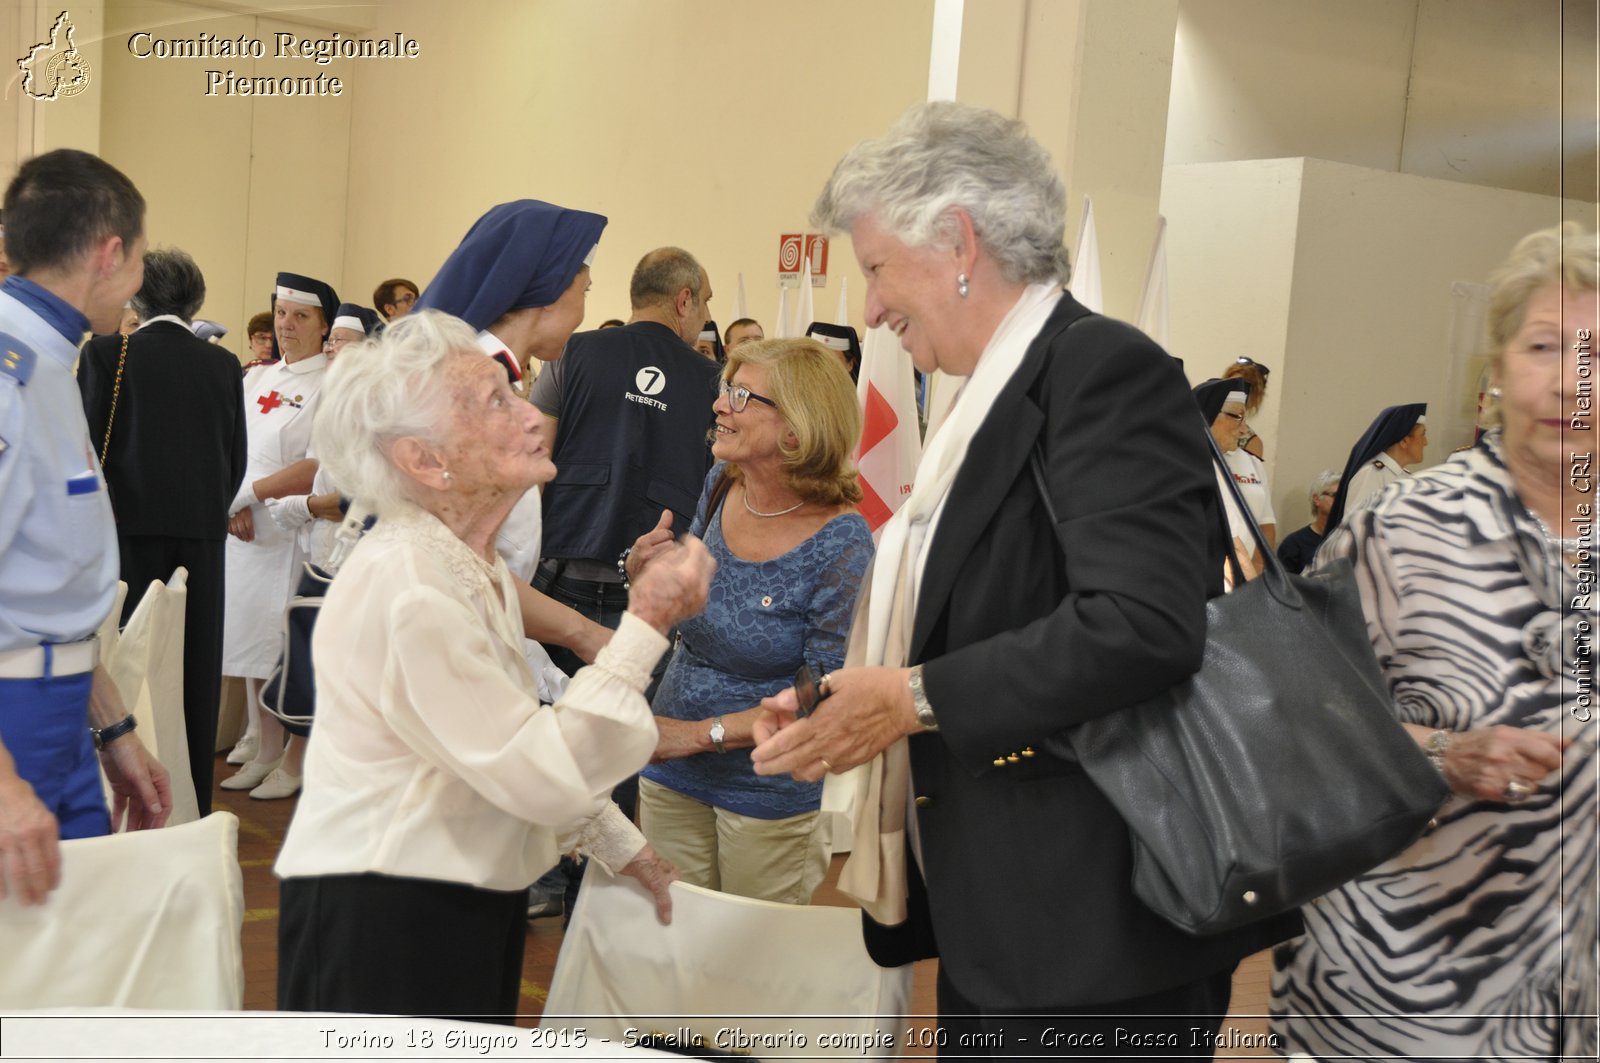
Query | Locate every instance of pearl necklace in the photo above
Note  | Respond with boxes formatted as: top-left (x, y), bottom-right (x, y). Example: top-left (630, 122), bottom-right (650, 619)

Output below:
top-left (1531, 512), bottom-right (1583, 562)
top-left (742, 486), bottom-right (804, 519)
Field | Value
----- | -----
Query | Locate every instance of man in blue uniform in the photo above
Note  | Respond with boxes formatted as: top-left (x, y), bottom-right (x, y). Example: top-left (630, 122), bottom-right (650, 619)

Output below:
top-left (0, 149), bottom-right (172, 906)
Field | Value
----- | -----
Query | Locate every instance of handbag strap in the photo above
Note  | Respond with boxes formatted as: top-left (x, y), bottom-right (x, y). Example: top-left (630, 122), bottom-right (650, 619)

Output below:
top-left (707, 465), bottom-right (734, 519)
top-left (1026, 414), bottom-right (1300, 605)
top-left (98, 333), bottom-right (128, 467)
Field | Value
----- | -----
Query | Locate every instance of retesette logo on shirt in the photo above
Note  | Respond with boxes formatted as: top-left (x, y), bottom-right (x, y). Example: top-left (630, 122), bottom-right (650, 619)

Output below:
top-left (627, 366), bottom-right (669, 411)
top-left (19, 11), bottom-right (92, 101)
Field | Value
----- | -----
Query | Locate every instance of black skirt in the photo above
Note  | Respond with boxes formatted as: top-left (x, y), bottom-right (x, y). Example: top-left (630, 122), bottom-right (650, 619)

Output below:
top-left (278, 872), bottom-right (527, 1023)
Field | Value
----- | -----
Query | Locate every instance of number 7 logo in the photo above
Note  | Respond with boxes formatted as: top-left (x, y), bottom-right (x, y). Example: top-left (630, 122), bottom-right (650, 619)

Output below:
top-left (634, 366), bottom-right (666, 395)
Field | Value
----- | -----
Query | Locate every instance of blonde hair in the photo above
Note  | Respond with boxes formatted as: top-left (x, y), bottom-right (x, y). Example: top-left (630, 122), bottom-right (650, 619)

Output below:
top-left (723, 337), bottom-right (863, 507)
top-left (1477, 223), bottom-right (1598, 428)
top-left (1486, 222), bottom-right (1599, 357)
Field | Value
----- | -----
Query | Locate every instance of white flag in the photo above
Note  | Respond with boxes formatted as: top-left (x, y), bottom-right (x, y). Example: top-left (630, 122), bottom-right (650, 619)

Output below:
top-left (773, 282), bottom-right (791, 338)
top-left (733, 271), bottom-right (749, 321)
top-left (1135, 215), bottom-right (1169, 347)
top-left (792, 255), bottom-right (816, 338)
top-left (834, 276), bottom-right (849, 326)
top-left (1069, 195), bottom-right (1103, 314)
top-left (854, 324), bottom-right (923, 536)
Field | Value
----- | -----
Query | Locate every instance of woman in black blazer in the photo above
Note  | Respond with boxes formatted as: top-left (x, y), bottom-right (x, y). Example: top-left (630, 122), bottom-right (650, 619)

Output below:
top-left (79, 247), bottom-right (248, 812)
top-left (751, 102), bottom-right (1296, 1058)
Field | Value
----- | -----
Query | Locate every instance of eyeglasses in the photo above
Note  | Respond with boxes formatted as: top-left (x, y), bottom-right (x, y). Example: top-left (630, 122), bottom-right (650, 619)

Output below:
top-left (719, 381), bottom-right (778, 413)
top-left (392, 292), bottom-right (417, 308)
top-left (1235, 357), bottom-right (1271, 377)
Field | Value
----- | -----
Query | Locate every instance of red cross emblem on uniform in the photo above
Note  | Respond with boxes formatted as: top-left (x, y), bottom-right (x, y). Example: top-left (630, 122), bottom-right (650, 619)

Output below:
top-left (257, 390), bottom-right (283, 413)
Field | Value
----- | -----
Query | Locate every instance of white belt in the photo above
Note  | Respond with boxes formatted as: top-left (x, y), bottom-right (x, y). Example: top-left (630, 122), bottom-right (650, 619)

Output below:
top-left (0, 637), bottom-right (100, 679)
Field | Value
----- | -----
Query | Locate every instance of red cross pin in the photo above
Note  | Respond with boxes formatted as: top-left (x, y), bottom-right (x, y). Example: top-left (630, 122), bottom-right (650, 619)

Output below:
top-left (257, 390), bottom-right (283, 413)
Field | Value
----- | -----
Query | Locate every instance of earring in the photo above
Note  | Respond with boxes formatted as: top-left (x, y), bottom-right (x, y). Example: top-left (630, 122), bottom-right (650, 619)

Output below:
top-left (957, 273), bottom-right (970, 299)
top-left (1487, 386), bottom-right (1503, 401)
top-left (442, 470), bottom-right (454, 482)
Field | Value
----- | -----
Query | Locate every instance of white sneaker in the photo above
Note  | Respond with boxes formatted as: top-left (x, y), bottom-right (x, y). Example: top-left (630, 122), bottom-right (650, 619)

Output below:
top-left (225, 733), bottom-right (259, 765)
top-left (249, 767), bottom-right (302, 800)
top-left (220, 756), bottom-right (282, 791)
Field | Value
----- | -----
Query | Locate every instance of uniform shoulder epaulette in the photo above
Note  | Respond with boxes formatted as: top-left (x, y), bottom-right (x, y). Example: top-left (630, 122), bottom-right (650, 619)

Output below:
top-left (1371, 459), bottom-right (1384, 469)
top-left (0, 334), bottom-right (37, 385)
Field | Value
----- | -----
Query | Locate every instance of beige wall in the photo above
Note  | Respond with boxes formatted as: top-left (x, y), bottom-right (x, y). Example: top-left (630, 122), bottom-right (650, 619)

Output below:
top-left (1161, 157), bottom-right (1303, 449)
top-left (1164, 157), bottom-right (1598, 530)
top-left (6, 0), bottom-right (1594, 444)
top-left (340, 0), bottom-right (933, 345)
top-left (5, 0), bottom-right (109, 168)
top-left (96, 2), bottom-right (358, 348)
top-left (37, 0), bottom-right (933, 349)
top-left (1166, 0), bottom-right (1595, 200)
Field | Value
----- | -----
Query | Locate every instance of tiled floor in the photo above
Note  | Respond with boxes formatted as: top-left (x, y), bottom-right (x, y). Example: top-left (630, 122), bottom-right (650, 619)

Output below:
top-left (219, 755), bottom-right (1280, 1058)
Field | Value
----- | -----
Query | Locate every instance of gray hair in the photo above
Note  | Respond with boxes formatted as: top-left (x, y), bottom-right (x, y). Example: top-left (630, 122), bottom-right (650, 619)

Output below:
top-left (810, 101), bottom-right (1069, 286)
top-left (1308, 469), bottom-right (1340, 505)
top-left (312, 309), bottom-right (475, 514)
top-left (1486, 221), bottom-right (1599, 355)
top-left (629, 246), bottom-right (705, 311)
top-left (130, 247), bottom-right (205, 322)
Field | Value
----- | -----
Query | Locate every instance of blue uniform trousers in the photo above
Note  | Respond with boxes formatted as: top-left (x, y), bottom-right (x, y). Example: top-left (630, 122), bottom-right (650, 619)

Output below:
top-left (0, 664), bottom-right (110, 839)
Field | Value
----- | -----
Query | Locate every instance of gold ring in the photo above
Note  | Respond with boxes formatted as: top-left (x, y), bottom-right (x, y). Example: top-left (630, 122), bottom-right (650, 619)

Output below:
top-left (820, 758), bottom-right (834, 773)
top-left (818, 673), bottom-right (834, 699)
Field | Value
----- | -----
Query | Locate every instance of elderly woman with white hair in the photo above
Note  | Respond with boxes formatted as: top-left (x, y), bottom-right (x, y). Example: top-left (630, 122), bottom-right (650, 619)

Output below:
top-left (1271, 225), bottom-right (1596, 1058)
top-left (750, 101), bottom-right (1295, 1058)
top-left (1275, 469), bottom-right (1339, 574)
top-left (274, 310), bottom-right (713, 1021)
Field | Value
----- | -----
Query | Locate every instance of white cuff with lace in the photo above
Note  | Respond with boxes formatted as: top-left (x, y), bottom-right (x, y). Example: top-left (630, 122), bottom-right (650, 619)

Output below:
top-left (559, 802), bottom-right (647, 873)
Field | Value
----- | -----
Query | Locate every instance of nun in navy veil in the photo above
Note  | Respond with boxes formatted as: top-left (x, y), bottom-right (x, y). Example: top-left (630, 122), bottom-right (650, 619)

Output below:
top-left (1325, 402), bottom-right (1428, 533)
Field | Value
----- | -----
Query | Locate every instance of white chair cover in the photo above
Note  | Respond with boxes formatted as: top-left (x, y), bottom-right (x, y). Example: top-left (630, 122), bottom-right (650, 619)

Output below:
top-left (93, 581), bottom-right (128, 663)
top-left (103, 568), bottom-right (198, 826)
top-left (0, 812), bottom-right (244, 1009)
top-left (545, 865), bottom-right (912, 1060)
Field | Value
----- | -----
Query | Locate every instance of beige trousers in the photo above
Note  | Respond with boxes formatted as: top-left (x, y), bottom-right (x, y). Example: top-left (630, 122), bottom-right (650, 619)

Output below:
top-left (637, 777), bottom-right (829, 905)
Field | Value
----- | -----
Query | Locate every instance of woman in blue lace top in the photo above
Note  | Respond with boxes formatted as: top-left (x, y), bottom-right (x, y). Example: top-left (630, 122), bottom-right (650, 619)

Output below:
top-left (633, 337), bottom-right (874, 904)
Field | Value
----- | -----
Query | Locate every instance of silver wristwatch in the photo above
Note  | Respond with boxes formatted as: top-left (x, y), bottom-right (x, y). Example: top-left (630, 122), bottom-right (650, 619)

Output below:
top-left (709, 716), bottom-right (727, 753)
top-left (908, 665), bottom-right (938, 732)
top-left (1424, 729), bottom-right (1451, 774)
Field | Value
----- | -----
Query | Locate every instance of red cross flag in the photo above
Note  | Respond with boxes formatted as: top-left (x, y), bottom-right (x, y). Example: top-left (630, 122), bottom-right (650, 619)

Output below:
top-left (854, 323), bottom-right (922, 535)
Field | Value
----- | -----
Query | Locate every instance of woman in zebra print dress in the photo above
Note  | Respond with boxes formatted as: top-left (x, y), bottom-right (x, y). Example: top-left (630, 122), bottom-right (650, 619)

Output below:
top-left (1271, 223), bottom-right (1598, 1060)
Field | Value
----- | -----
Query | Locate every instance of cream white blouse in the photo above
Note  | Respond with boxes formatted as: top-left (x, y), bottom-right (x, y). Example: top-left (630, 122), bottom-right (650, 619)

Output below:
top-left (275, 506), bottom-right (665, 891)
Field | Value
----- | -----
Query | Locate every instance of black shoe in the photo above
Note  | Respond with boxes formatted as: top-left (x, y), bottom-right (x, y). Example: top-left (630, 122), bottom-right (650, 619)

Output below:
top-left (526, 887), bottom-right (562, 920)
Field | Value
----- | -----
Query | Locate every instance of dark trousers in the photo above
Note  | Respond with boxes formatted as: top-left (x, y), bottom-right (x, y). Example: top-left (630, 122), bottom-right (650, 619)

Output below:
top-left (531, 563), bottom-right (630, 680)
top-left (934, 963), bottom-right (1235, 1060)
top-left (531, 564), bottom-right (638, 919)
top-left (278, 873), bottom-right (527, 1022)
top-left (118, 534), bottom-right (224, 815)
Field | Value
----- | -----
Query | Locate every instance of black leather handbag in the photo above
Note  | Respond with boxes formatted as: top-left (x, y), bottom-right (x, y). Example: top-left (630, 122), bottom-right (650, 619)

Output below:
top-left (1029, 429), bottom-right (1450, 936)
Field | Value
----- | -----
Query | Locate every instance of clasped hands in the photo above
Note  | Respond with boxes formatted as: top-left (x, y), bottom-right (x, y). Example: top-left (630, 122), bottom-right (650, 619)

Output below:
top-left (749, 666), bottom-right (921, 782)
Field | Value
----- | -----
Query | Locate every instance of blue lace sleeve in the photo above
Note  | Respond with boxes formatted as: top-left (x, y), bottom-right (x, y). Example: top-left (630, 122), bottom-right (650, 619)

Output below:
top-left (801, 516), bottom-right (875, 672)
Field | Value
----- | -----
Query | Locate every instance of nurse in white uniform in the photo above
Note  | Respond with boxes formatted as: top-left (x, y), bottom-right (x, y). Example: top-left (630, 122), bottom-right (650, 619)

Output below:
top-left (221, 272), bottom-right (339, 793)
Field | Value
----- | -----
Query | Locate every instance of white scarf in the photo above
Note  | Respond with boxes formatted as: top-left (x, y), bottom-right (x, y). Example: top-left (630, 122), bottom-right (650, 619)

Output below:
top-left (827, 281), bottom-right (1064, 922)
